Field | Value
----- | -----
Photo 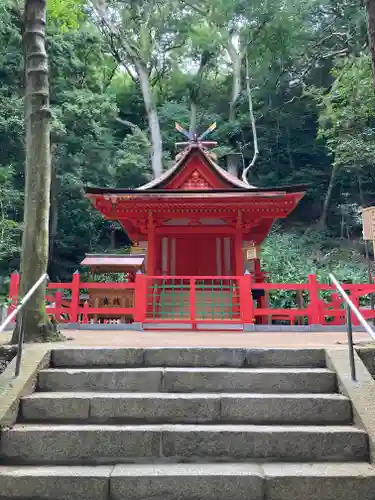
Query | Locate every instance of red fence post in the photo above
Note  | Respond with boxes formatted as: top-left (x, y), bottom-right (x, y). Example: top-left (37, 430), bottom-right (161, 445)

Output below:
top-left (70, 271), bottom-right (80, 323)
top-left (190, 278), bottom-right (196, 326)
top-left (8, 271), bottom-right (20, 317)
top-left (240, 274), bottom-right (254, 324)
top-left (133, 274), bottom-right (147, 323)
top-left (54, 291), bottom-right (62, 321)
top-left (308, 274), bottom-right (322, 325)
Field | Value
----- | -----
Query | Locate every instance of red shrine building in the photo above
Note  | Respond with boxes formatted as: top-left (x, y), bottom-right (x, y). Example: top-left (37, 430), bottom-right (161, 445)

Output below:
top-left (85, 138), bottom-right (305, 281)
top-left (83, 131), bottom-right (306, 327)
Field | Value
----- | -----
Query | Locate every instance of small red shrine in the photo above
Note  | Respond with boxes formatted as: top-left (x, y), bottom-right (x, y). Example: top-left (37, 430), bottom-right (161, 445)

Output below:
top-left (85, 129), bottom-right (306, 282)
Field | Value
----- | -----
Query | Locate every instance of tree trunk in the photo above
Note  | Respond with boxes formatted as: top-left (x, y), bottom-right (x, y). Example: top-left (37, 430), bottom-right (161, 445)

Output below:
top-left (189, 101), bottom-right (197, 136)
top-left (227, 40), bottom-right (242, 122)
top-left (11, 0), bottom-right (57, 343)
top-left (365, 0), bottom-right (375, 87)
top-left (48, 148), bottom-right (58, 271)
top-left (136, 61), bottom-right (163, 178)
top-left (319, 165), bottom-right (337, 228)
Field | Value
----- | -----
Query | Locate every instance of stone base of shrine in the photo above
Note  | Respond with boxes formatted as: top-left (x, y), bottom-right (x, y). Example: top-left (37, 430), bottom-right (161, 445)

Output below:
top-left (1, 322), bottom-right (370, 333)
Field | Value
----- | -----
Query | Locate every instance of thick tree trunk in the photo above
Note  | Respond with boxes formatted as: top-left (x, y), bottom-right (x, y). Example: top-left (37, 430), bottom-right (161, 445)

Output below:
top-left (136, 61), bottom-right (163, 178)
top-left (227, 41), bottom-right (242, 122)
top-left (365, 0), bottom-right (375, 87)
top-left (11, 0), bottom-right (57, 343)
top-left (319, 165), bottom-right (337, 228)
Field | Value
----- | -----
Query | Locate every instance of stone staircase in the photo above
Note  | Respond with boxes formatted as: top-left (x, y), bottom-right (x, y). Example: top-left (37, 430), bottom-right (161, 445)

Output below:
top-left (1, 347), bottom-right (375, 499)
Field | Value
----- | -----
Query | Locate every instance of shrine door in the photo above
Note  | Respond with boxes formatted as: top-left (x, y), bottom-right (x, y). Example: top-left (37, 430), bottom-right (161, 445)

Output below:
top-left (168, 235), bottom-right (234, 276)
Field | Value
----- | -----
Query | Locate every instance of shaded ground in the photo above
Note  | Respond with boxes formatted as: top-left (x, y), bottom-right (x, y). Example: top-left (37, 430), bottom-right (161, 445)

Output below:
top-left (0, 346), bottom-right (16, 374)
top-left (0, 329), bottom-right (371, 348)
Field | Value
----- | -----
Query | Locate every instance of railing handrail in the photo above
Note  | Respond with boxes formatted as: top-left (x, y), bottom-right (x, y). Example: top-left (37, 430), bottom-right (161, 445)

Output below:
top-left (0, 272), bottom-right (48, 377)
top-left (329, 273), bottom-right (375, 382)
top-left (0, 273), bottom-right (48, 333)
top-left (329, 273), bottom-right (375, 342)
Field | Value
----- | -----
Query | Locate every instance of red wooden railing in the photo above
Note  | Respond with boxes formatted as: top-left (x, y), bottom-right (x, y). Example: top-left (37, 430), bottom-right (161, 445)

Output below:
top-left (7, 271), bottom-right (375, 327)
top-left (7, 272), bottom-right (139, 325)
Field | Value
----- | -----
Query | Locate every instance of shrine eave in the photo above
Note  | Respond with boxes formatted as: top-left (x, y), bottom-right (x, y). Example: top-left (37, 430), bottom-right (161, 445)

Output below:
top-left (84, 184), bottom-right (308, 196)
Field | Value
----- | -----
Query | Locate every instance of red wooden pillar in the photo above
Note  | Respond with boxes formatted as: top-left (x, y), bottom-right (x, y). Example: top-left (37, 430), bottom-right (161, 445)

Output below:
top-left (235, 211), bottom-right (243, 276)
top-left (240, 274), bottom-right (253, 324)
top-left (54, 291), bottom-right (62, 321)
top-left (190, 278), bottom-right (196, 329)
top-left (351, 293), bottom-right (360, 327)
top-left (8, 271), bottom-right (20, 317)
top-left (70, 271), bottom-right (80, 323)
top-left (147, 212), bottom-right (156, 276)
top-left (308, 274), bottom-right (322, 325)
top-left (134, 273), bottom-right (147, 323)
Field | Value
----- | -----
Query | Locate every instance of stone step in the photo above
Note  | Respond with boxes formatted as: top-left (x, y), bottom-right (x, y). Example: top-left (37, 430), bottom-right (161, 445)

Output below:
top-left (0, 465), bottom-right (111, 500)
top-left (20, 392), bottom-right (352, 425)
top-left (37, 367), bottom-right (336, 393)
top-left (262, 462), bottom-right (375, 500)
top-left (1, 463), bottom-right (375, 500)
top-left (0, 424), bottom-right (368, 464)
top-left (51, 347), bottom-right (326, 368)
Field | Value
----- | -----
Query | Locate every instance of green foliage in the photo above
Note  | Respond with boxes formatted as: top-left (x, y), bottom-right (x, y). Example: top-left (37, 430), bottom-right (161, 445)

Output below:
top-left (262, 229), bottom-right (369, 308)
top-left (263, 229), bottom-right (368, 284)
top-left (319, 55), bottom-right (375, 170)
top-left (109, 129), bottom-right (152, 188)
top-left (0, 166), bottom-right (22, 269)
top-left (48, 0), bottom-right (86, 32)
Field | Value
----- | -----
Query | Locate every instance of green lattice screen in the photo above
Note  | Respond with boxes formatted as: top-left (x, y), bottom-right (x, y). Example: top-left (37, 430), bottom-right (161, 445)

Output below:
top-left (195, 279), bottom-right (240, 320)
top-left (145, 278), bottom-right (240, 321)
top-left (146, 278), bottom-right (190, 319)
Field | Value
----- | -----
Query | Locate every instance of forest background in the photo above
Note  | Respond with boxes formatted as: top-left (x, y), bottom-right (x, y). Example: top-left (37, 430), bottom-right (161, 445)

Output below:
top-left (0, 0), bottom-right (374, 296)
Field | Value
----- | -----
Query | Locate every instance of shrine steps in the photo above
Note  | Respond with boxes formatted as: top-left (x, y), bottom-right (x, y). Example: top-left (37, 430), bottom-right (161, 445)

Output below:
top-left (1, 347), bottom-right (375, 500)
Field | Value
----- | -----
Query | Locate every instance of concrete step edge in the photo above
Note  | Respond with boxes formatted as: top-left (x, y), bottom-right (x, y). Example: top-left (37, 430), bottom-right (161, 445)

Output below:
top-left (22, 392), bottom-right (349, 400)
top-left (7, 424), bottom-right (366, 433)
top-left (1, 463), bottom-right (375, 500)
top-left (0, 462), bottom-right (374, 477)
top-left (38, 367), bottom-right (335, 373)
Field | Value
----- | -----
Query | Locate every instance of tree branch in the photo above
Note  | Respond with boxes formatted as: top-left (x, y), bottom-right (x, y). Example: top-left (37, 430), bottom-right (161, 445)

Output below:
top-left (91, 0), bottom-right (140, 61)
top-left (115, 117), bottom-right (146, 137)
top-left (180, 0), bottom-right (207, 17)
top-left (242, 53), bottom-right (259, 185)
top-left (103, 64), bottom-right (118, 90)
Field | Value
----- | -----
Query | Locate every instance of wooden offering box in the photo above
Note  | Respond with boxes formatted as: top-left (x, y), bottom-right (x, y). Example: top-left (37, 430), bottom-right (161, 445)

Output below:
top-left (80, 254), bottom-right (145, 323)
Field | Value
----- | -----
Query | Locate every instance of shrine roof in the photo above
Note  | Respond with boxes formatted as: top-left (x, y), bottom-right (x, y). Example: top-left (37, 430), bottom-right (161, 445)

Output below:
top-left (137, 144), bottom-right (252, 190)
top-left (84, 142), bottom-right (307, 198)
